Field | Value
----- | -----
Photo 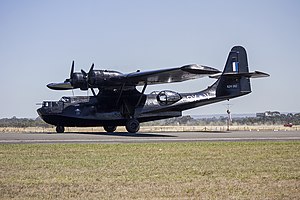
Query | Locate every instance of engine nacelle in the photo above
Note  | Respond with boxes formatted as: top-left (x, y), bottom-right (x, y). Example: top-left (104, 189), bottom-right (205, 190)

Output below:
top-left (71, 72), bottom-right (88, 90)
top-left (88, 70), bottom-right (123, 87)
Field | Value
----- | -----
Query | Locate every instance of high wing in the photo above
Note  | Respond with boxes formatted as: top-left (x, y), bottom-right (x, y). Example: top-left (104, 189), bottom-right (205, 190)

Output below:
top-left (124, 64), bottom-right (220, 86)
top-left (47, 63), bottom-right (220, 90)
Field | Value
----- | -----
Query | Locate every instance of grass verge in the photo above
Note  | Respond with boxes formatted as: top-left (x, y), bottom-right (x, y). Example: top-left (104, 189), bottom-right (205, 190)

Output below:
top-left (0, 141), bottom-right (299, 199)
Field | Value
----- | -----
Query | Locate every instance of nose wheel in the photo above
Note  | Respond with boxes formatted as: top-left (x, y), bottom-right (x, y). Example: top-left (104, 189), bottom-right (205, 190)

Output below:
top-left (103, 125), bottom-right (117, 133)
top-left (56, 125), bottom-right (65, 133)
top-left (126, 119), bottom-right (140, 133)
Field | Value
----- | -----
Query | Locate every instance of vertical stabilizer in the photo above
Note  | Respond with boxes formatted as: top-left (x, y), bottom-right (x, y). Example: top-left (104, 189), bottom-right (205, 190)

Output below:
top-left (216, 46), bottom-right (251, 97)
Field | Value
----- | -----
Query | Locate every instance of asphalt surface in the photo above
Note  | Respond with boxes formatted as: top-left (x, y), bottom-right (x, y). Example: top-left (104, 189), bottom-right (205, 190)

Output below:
top-left (0, 130), bottom-right (300, 144)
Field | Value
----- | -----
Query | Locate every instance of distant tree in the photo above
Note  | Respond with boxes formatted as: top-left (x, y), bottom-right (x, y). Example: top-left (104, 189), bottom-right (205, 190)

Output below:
top-left (0, 117), bottom-right (52, 128)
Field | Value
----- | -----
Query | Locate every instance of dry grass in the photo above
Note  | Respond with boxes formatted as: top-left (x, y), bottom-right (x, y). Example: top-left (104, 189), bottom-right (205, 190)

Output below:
top-left (0, 142), bottom-right (300, 199)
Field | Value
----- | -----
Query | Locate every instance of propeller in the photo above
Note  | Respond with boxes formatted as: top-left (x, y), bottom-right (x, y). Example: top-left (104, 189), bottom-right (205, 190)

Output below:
top-left (47, 61), bottom-right (75, 90)
top-left (81, 63), bottom-right (97, 96)
top-left (47, 61), bottom-right (91, 91)
top-left (64, 60), bottom-right (87, 89)
top-left (64, 60), bottom-right (75, 83)
top-left (81, 63), bottom-right (95, 87)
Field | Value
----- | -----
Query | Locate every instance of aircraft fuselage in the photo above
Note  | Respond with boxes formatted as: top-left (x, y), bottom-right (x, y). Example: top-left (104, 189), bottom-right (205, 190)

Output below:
top-left (37, 82), bottom-right (249, 128)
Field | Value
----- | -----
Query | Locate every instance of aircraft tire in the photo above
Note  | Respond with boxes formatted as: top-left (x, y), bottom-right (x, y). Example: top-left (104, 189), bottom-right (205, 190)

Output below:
top-left (126, 119), bottom-right (140, 133)
top-left (56, 126), bottom-right (65, 133)
top-left (103, 125), bottom-right (117, 133)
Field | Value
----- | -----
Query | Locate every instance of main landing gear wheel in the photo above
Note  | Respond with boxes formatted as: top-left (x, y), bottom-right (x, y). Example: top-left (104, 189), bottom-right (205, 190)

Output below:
top-left (103, 125), bottom-right (117, 133)
top-left (56, 126), bottom-right (65, 133)
top-left (126, 119), bottom-right (140, 133)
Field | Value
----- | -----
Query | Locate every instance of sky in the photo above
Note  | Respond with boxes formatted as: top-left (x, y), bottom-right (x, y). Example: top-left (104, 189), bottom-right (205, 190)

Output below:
top-left (0, 0), bottom-right (299, 118)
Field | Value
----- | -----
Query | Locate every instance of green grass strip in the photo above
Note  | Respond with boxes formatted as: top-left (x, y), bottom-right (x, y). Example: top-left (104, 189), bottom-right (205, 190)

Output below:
top-left (1, 141), bottom-right (299, 199)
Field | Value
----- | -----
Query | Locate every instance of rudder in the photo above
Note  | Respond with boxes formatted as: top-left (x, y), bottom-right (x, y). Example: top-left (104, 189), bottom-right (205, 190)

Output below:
top-left (216, 46), bottom-right (251, 97)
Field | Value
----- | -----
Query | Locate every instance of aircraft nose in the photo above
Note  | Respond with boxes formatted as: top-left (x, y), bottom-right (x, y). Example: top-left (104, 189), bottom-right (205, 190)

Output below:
top-left (37, 108), bottom-right (43, 116)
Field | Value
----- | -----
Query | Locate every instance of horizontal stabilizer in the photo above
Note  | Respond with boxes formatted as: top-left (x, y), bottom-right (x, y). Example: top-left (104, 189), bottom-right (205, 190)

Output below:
top-left (209, 71), bottom-right (270, 79)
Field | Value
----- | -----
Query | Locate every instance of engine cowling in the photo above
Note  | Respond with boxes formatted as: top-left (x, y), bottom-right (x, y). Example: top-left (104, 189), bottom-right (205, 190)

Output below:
top-left (46, 61), bottom-right (125, 91)
top-left (88, 70), bottom-right (123, 87)
top-left (71, 72), bottom-right (88, 90)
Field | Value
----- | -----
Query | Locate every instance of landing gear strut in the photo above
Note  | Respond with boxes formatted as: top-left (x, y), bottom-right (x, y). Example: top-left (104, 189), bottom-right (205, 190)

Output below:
top-left (126, 119), bottom-right (140, 133)
top-left (56, 125), bottom-right (65, 133)
top-left (103, 125), bottom-right (117, 133)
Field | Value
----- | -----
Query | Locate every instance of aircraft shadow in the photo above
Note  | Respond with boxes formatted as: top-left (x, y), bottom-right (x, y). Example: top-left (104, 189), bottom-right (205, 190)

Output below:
top-left (66, 132), bottom-right (177, 138)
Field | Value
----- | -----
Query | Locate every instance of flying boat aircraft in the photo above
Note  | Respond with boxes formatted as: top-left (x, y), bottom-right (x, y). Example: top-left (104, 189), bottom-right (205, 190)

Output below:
top-left (37, 46), bottom-right (269, 133)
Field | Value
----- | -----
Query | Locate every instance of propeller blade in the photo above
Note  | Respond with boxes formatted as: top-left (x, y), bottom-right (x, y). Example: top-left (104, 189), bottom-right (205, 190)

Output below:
top-left (88, 63), bottom-right (94, 75)
top-left (81, 69), bottom-right (87, 77)
top-left (80, 69), bottom-right (89, 90)
top-left (70, 60), bottom-right (74, 78)
top-left (88, 63), bottom-right (95, 86)
top-left (81, 63), bottom-right (94, 78)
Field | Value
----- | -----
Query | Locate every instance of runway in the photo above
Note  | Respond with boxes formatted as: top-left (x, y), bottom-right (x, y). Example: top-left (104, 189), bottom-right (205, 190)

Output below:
top-left (0, 130), bottom-right (300, 144)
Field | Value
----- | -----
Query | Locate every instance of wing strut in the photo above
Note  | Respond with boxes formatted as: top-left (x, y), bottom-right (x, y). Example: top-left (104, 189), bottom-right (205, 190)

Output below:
top-left (90, 88), bottom-right (97, 97)
top-left (116, 82), bottom-right (126, 106)
top-left (135, 82), bottom-right (147, 108)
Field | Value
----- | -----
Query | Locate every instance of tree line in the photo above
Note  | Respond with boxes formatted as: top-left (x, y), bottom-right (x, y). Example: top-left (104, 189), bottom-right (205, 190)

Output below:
top-left (0, 113), bottom-right (299, 127)
top-left (144, 113), bottom-right (300, 126)
top-left (0, 117), bottom-right (52, 128)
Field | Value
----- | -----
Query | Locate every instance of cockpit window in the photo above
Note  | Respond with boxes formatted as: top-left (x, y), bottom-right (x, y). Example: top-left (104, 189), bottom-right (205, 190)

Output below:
top-left (60, 96), bottom-right (70, 103)
top-left (157, 90), bottom-right (181, 105)
top-left (42, 101), bottom-right (60, 108)
top-left (59, 96), bottom-right (89, 104)
top-left (52, 102), bottom-right (60, 107)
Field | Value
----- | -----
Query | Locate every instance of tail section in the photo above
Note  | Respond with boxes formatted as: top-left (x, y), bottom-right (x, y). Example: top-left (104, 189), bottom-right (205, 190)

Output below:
top-left (153, 45), bottom-right (269, 112)
top-left (223, 46), bottom-right (249, 73)
top-left (216, 46), bottom-right (252, 98)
